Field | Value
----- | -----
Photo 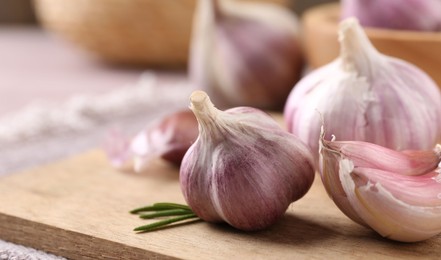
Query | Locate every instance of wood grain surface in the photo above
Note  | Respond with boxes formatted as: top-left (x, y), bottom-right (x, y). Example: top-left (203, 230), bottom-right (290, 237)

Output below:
top-left (0, 128), bottom-right (440, 258)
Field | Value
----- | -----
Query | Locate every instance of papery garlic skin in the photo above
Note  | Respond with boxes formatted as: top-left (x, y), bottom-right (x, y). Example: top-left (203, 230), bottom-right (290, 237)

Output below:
top-left (104, 129), bottom-right (133, 171)
top-left (284, 18), bottom-right (441, 162)
top-left (320, 131), bottom-right (441, 242)
top-left (180, 91), bottom-right (315, 231)
top-left (189, 0), bottom-right (302, 110)
top-left (105, 110), bottom-right (198, 172)
top-left (131, 110), bottom-right (198, 170)
top-left (341, 0), bottom-right (441, 31)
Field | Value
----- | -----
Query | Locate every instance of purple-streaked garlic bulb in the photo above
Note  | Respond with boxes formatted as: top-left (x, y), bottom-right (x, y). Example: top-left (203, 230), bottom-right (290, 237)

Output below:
top-left (284, 18), bottom-right (441, 162)
top-left (105, 110), bottom-right (198, 172)
top-left (180, 90), bottom-right (315, 231)
top-left (341, 0), bottom-right (441, 31)
top-left (189, 0), bottom-right (303, 110)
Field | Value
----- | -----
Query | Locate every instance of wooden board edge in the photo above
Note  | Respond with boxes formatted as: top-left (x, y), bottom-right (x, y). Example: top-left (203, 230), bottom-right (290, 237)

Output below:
top-left (0, 212), bottom-right (177, 260)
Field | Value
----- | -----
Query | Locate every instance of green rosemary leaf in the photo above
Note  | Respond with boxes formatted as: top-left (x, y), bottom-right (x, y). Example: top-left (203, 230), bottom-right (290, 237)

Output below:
top-left (130, 205), bottom-right (167, 214)
top-left (130, 202), bottom-right (191, 214)
top-left (139, 209), bottom-right (193, 219)
top-left (152, 202), bottom-right (192, 211)
top-left (134, 213), bottom-right (199, 232)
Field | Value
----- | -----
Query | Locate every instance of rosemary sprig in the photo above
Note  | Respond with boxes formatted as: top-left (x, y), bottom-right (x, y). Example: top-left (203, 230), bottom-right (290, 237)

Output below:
top-left (130, 202), bottom-right (192, 214)
top-left (130, 202), bottom-right (200, 232)
top-left (134, 213), bottom-right (198, 232)
top-left (139, 209), bottom-right (193, 219)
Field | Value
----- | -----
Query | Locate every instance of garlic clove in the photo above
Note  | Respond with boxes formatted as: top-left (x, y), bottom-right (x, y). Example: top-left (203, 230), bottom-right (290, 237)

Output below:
top-left (319, 133), bottom-right (366, 225)
top-left (338, 159), bottom-right (441, 242)
top-left (320, 128), bottom-right (441, 242)
top-left (105, 110), bottom-right (198, 173)
top-left (321, 132), bottom-right (441, 177)
top-left (190, 0), bottom-right (303, 110)
top-left (284, 17), bottom-right (441, 162)
top-left (181, 90), bottom-right (315, 231)
top-left (132, 110), bottom-right (198, 169)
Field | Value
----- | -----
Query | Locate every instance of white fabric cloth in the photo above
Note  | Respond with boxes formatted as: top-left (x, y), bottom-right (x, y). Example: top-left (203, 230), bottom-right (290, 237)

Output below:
top-left (0, 240), bottom-right (65, 260)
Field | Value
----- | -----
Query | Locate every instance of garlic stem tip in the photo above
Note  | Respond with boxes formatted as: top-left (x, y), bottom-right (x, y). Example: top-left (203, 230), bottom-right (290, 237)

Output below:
top-left (434, 144), bottom-right (441, 156)
top-left (340, 17), bottom-right (361, 31)
top-left (190, 90), bottom-right (214, 112)
top-left (338, 19), bottom-right (355, 44)
top-left (190, 90), bottom-right (209, 104)
top-left (338, 17), bottom-right (362, 43)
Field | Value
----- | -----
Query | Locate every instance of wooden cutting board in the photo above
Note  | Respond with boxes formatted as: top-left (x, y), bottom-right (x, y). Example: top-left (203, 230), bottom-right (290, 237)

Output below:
top-left (0, 132), bottom-right (440, 259)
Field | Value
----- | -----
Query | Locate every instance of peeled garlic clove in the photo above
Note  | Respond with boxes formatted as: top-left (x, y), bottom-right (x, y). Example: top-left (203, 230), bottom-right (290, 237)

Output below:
top-left (284, 17), bottom-right (441, 162)
top-left (320, 132), bottom-right (441, 242)
top-left (180, 90), bottom-right (315, 231)
top-left (105, 110), bottom-right (198, 172)
top-left (341, 0), bottom-right (441, 31)
top-left (189, 0), bottom-right (303, 110)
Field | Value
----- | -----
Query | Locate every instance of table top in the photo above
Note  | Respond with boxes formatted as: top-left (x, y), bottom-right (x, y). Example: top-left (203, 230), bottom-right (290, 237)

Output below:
top-left (0, 26), bottom-right (178, 259)
top-left (1, 149), bottom-right (440, 259)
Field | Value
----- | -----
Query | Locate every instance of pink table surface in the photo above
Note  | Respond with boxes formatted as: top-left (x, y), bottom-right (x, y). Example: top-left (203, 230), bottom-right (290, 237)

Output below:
top-left (0, 25), bottom-right (145, 116)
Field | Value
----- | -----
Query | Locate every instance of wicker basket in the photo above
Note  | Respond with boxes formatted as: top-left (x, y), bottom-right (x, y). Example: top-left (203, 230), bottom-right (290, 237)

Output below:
top-left (33, 0), bottom-right (290, 67)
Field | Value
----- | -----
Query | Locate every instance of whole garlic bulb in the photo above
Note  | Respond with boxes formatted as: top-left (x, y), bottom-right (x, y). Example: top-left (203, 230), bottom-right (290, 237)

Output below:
top-left (341, 0), bottom-right (441, 31)
top-left (189, 0), bottom-right (303, 110)
top-left (180, 90), bottom-right (315, 231)
top-left (284, 18), bottom-right (441, 161)
top-left (319, 129), bottom-right (441, 242)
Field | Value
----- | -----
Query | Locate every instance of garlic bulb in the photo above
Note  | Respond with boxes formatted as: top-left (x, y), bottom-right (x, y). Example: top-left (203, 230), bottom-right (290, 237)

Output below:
top-left (105, 110), bottom-right (198, 172)
top-left (341, 0), bottom-right (441, 31)
top-left (284, 18), bottom-right (441, 162)
top-left (189, 0), bottom-right (302, 110)
top-left (319, 129), bottom-right (441, 242)
top-left (180, 90), bottom-right (315, 231)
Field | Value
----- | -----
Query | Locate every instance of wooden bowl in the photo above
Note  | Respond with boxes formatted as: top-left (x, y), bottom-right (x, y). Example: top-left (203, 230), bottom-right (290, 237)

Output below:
top-left (302, 3), bottom-right (441, 86)
top-left (34, 0), bottom-right (290, 67)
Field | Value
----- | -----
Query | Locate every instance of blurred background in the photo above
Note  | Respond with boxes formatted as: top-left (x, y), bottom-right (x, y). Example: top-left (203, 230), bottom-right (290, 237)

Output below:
top-left (0, 0), bottom-right (36, 24)
top-left (0, 0), bottom-right (335, 24)
top-left (0, 0), bottom-right (336, 118)
top-left (2, 0), bottom-right (441, 142)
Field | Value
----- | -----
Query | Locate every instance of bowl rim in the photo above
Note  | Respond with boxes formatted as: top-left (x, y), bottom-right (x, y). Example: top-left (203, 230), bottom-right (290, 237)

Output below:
top-left (303, 3), bottom-right (441, 42)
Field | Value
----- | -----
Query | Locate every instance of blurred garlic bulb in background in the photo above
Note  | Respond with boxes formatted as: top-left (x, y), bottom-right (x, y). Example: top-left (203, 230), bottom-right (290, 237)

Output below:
top-left (284, 18), bottom-right (441, 161)
top-left (341, 0), bottom-right (441, 31)
top-left (189, 0), bottom-right (303, 110)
